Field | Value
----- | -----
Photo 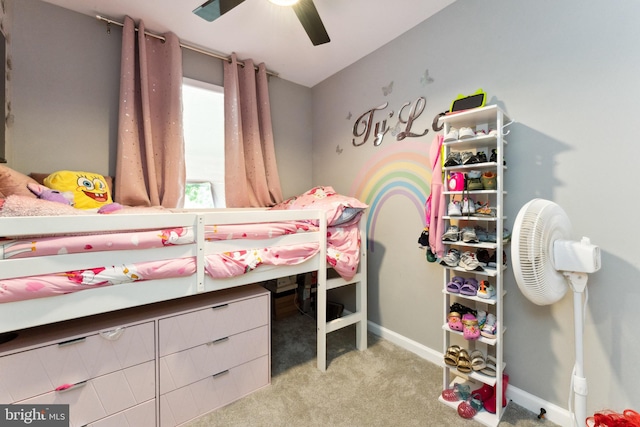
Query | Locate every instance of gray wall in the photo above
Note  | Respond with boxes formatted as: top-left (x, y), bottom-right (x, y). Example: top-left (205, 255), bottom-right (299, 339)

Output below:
top-left (9, 0), bottom-right (639, 420)
top-left (312, 0), bottom-right (638, 416)
top-left (9, 0), bottom-right (312, 199)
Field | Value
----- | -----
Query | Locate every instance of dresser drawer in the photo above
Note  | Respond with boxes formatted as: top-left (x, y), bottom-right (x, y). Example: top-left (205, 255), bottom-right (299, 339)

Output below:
top-left (160, 324), bottom-right (268, 394)
top-left (159, 294), bottom-right (268, 357)
top-left (88, 399), bottom-right (156, 427)
top-left (0, 322), bottom-right (155, 403)
top-left (159, 355), bottom-right (269, 427)
top-left (19, 360), bottom-right (155, 427)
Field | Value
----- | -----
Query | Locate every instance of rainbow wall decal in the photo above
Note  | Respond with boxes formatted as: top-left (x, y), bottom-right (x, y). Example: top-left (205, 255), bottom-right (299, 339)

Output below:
top-left (349, 139), bottom-right (434, 251)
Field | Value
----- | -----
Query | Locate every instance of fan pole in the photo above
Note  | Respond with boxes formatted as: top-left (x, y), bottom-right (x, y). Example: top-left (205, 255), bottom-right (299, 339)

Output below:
top-left (567, 273), bottom-right (589, 427)
top-left (573, 290), bottom-right (587, 426)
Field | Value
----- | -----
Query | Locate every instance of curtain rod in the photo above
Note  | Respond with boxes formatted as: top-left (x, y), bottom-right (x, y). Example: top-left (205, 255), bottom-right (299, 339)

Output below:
top-left (96, 15), bottom-right (279, 78)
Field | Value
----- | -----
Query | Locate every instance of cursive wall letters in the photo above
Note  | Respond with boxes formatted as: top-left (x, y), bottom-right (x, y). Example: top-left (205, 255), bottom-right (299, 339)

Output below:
top-left (352, 96), bottom-right (431, 147)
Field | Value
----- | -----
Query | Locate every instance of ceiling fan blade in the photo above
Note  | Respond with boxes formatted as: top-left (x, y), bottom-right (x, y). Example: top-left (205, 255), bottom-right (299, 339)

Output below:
top-left (193, 0), bottom-right (246, 22)
top-left (292, 0), bottom-right (330, 46)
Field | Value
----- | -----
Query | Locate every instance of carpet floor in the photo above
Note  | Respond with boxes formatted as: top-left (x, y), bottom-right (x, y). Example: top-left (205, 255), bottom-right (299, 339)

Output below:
top-left (185, 312), bottom-right (557, 427)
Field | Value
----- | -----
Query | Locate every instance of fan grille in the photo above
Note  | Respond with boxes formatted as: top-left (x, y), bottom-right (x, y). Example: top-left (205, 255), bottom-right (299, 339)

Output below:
top-left (512, 199), bottom-right (571, 305)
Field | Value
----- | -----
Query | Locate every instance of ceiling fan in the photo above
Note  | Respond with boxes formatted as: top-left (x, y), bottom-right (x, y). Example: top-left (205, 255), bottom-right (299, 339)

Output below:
top-left (193, 0), bottom-right (331, 46)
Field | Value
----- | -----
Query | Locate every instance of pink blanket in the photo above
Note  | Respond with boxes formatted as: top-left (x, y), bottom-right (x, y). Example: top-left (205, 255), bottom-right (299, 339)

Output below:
top-left (0, 221), bottom-right (315, 260)
top-left (0, 186), bottom-right (367, 304)
top-left (0, 242), bottom-right (321, 303)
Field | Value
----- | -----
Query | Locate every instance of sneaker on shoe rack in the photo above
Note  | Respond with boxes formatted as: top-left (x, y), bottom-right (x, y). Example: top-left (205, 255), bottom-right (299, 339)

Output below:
top-left (467, 170), bottom-right (481, 179)
top-left (440, 248), bottom-right (461, 267)
top-left (476, 151), bottom-right (488, 163)
top-left (490, 148), bottom-right (506, 165)
top-left (487, 129), bottom-right (498, 137)
top-left (477, 281), bottom-right (496, 299)
top-left (484, 228), bottom-right (511, 243)
top-left (474, 226), bottom-right (489, 242)
top-left (475, 129), bottom-right (486, 137)
top-left (488, 250), bottom-right (507, 268)
top-left (467, 178), bottom-right (483, 191)
top-left (448, 200), bottom-right (462, 216)
top-left (458, 127), bottom-right (475, 139)
top-left (474, 202), bottom-right (496, 217)
top-left (461, 151), bottom-right (479, 165)
top-left (502, 228), bottom-right (512, 243)
top-left (443, 128), bottom-right (459, 142)
top-left (461, 227), bottom-right (479, 243)
top-left (459, 251), bottom-right (484, 271)
top-left (461, 197), bottom-right (476, 215)
top-left (467, 170), bottom-right (483, 191)
top-left (481, 171), bottom-right (497, 190)
top-left (476, 248), bottom-right (491, 266)
top-left (442, 226), bottom-right (460, 242)
top-left (444, 152), bottom-right (462, 167)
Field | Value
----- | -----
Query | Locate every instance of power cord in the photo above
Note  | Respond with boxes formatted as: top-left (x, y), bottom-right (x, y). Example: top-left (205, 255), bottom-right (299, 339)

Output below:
top-left (294, 286), bottom-right (316, 320)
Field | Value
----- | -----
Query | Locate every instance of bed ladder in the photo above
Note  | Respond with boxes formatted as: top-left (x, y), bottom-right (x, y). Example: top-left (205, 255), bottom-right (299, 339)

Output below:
top-left (316, 216), bottom-right (368, 371)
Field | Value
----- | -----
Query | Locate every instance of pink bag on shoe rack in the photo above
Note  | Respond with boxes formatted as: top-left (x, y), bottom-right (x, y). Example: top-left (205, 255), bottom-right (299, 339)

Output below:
top-left (448, 172), bottom-right (465, 191)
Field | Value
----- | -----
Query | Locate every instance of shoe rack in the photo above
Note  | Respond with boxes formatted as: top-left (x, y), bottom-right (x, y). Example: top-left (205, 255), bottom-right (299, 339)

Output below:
top-left (437, 105), bottom-right (511, 426)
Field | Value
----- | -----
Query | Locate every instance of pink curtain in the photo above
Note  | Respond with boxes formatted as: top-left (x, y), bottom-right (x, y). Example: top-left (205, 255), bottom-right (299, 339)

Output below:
top-left (115, 16), bottom-right (185, 208)
top-left (223, 53), bottom-right (283, 207)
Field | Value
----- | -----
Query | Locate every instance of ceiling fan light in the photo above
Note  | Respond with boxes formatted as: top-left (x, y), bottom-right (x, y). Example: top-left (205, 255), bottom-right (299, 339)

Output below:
top-left (269, 0), bottom-right (300, 6)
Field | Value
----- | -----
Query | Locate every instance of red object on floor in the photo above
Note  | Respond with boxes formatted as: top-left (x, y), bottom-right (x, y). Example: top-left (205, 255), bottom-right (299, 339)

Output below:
top-left (472, 383), bottom-right (494, 402)
top-left (586, 409), bottom-right (640, 427)
top-left (483, 374), bottom-right (509, 414)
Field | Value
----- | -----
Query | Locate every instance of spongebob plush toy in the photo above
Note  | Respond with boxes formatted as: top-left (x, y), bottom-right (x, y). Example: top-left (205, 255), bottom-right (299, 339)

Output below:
top-left (44, 170), bottom-right (115, 210)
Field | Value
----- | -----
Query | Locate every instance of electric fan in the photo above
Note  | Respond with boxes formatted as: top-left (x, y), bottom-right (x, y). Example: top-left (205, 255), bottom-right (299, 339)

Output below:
top-left (511, 199), bottom-right (601, 427)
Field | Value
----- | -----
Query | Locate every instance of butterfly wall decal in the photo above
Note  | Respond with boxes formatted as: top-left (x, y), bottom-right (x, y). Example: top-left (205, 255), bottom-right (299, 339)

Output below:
top-left (420, 69), bottom-right (434, 86)
top-left (382, 81), bottom-right (394, 96)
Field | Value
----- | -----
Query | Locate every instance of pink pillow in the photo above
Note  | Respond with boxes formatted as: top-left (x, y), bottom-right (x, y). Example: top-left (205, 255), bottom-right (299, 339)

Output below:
top-left (273, 186), bottom-right (367, 226)
top-left (0, 165), bottom-right (39, 198)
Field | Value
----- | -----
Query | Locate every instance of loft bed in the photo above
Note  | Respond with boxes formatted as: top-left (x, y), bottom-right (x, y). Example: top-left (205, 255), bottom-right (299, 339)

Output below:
top-left (0, 186), bottom-right (368, 372)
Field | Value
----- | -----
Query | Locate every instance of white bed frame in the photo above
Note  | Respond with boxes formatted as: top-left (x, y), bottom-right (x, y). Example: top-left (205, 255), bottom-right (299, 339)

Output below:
top-left (0, 208), bottom-right (368, 371)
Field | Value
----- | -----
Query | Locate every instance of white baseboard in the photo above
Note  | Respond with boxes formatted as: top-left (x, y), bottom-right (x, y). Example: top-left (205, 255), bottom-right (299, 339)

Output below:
top-left (366, 319), bottom-right (572, 427)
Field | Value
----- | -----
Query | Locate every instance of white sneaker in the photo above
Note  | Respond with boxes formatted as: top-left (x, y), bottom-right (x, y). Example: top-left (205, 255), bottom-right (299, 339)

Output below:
top-left (448, 200), bottom-right (462, 216)
top-left (442, 226), bottom-right (460, 242)
top-left (461, 197), bottom-right (476, 215)
top-left (459, 251), bottom-right (483, 271)
top-left (444, 128), bottom-right (459, 142)
top-left (458, 127), bottom-right (475, 139)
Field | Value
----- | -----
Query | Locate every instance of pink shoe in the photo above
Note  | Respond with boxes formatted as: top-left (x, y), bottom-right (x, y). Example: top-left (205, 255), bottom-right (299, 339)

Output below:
top-left (448, 312), bottom-right (463, 331)
top-left (441, 383), bottom-right (470, 402)
top-left (484, 374), bottom-right (509, 413)
top-left (462, 313), bottom-right (480, 340)
top-left (458, 393), bottom-right (483, 419)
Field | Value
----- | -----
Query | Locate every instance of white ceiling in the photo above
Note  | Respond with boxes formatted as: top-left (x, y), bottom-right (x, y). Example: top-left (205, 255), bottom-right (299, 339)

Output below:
top-left (39, 0), bottom-right (455, 87)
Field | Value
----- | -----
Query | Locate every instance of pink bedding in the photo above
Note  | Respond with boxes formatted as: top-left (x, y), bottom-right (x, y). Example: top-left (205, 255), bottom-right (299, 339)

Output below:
top-left (0, 186), bottom-right (367, 304)
top-left (0, 221), bottom-right (315, 260)
top-left (0, 242), bottom-right (321, 303)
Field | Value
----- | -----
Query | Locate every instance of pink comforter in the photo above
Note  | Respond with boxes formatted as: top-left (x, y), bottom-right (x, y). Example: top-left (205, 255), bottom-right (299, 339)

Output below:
top-left (0, 221), bottom-right (360, 304)
top-left (0, 186), bottom-right (367, 304)
top-left (0, 221), bottom-right (315, 260)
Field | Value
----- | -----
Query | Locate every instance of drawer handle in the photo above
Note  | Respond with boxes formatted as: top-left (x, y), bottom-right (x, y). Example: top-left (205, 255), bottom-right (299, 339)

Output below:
top-left (99, 327), bottom-right (125, 340)
top-left (207, 337), bottom-right (229, 346)
top-left (211, 303), bottom-right (229, 310)
top-left (212, 370), bottom-right (229, 379)
top-left (58, 337), bottom-right (86, 347)
top-left (56, 380), bottom-right (88, 393)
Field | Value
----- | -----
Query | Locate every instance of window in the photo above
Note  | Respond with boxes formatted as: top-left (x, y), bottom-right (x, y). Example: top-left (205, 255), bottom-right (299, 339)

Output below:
top-left (182, 78), bottom-right (225, 208)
